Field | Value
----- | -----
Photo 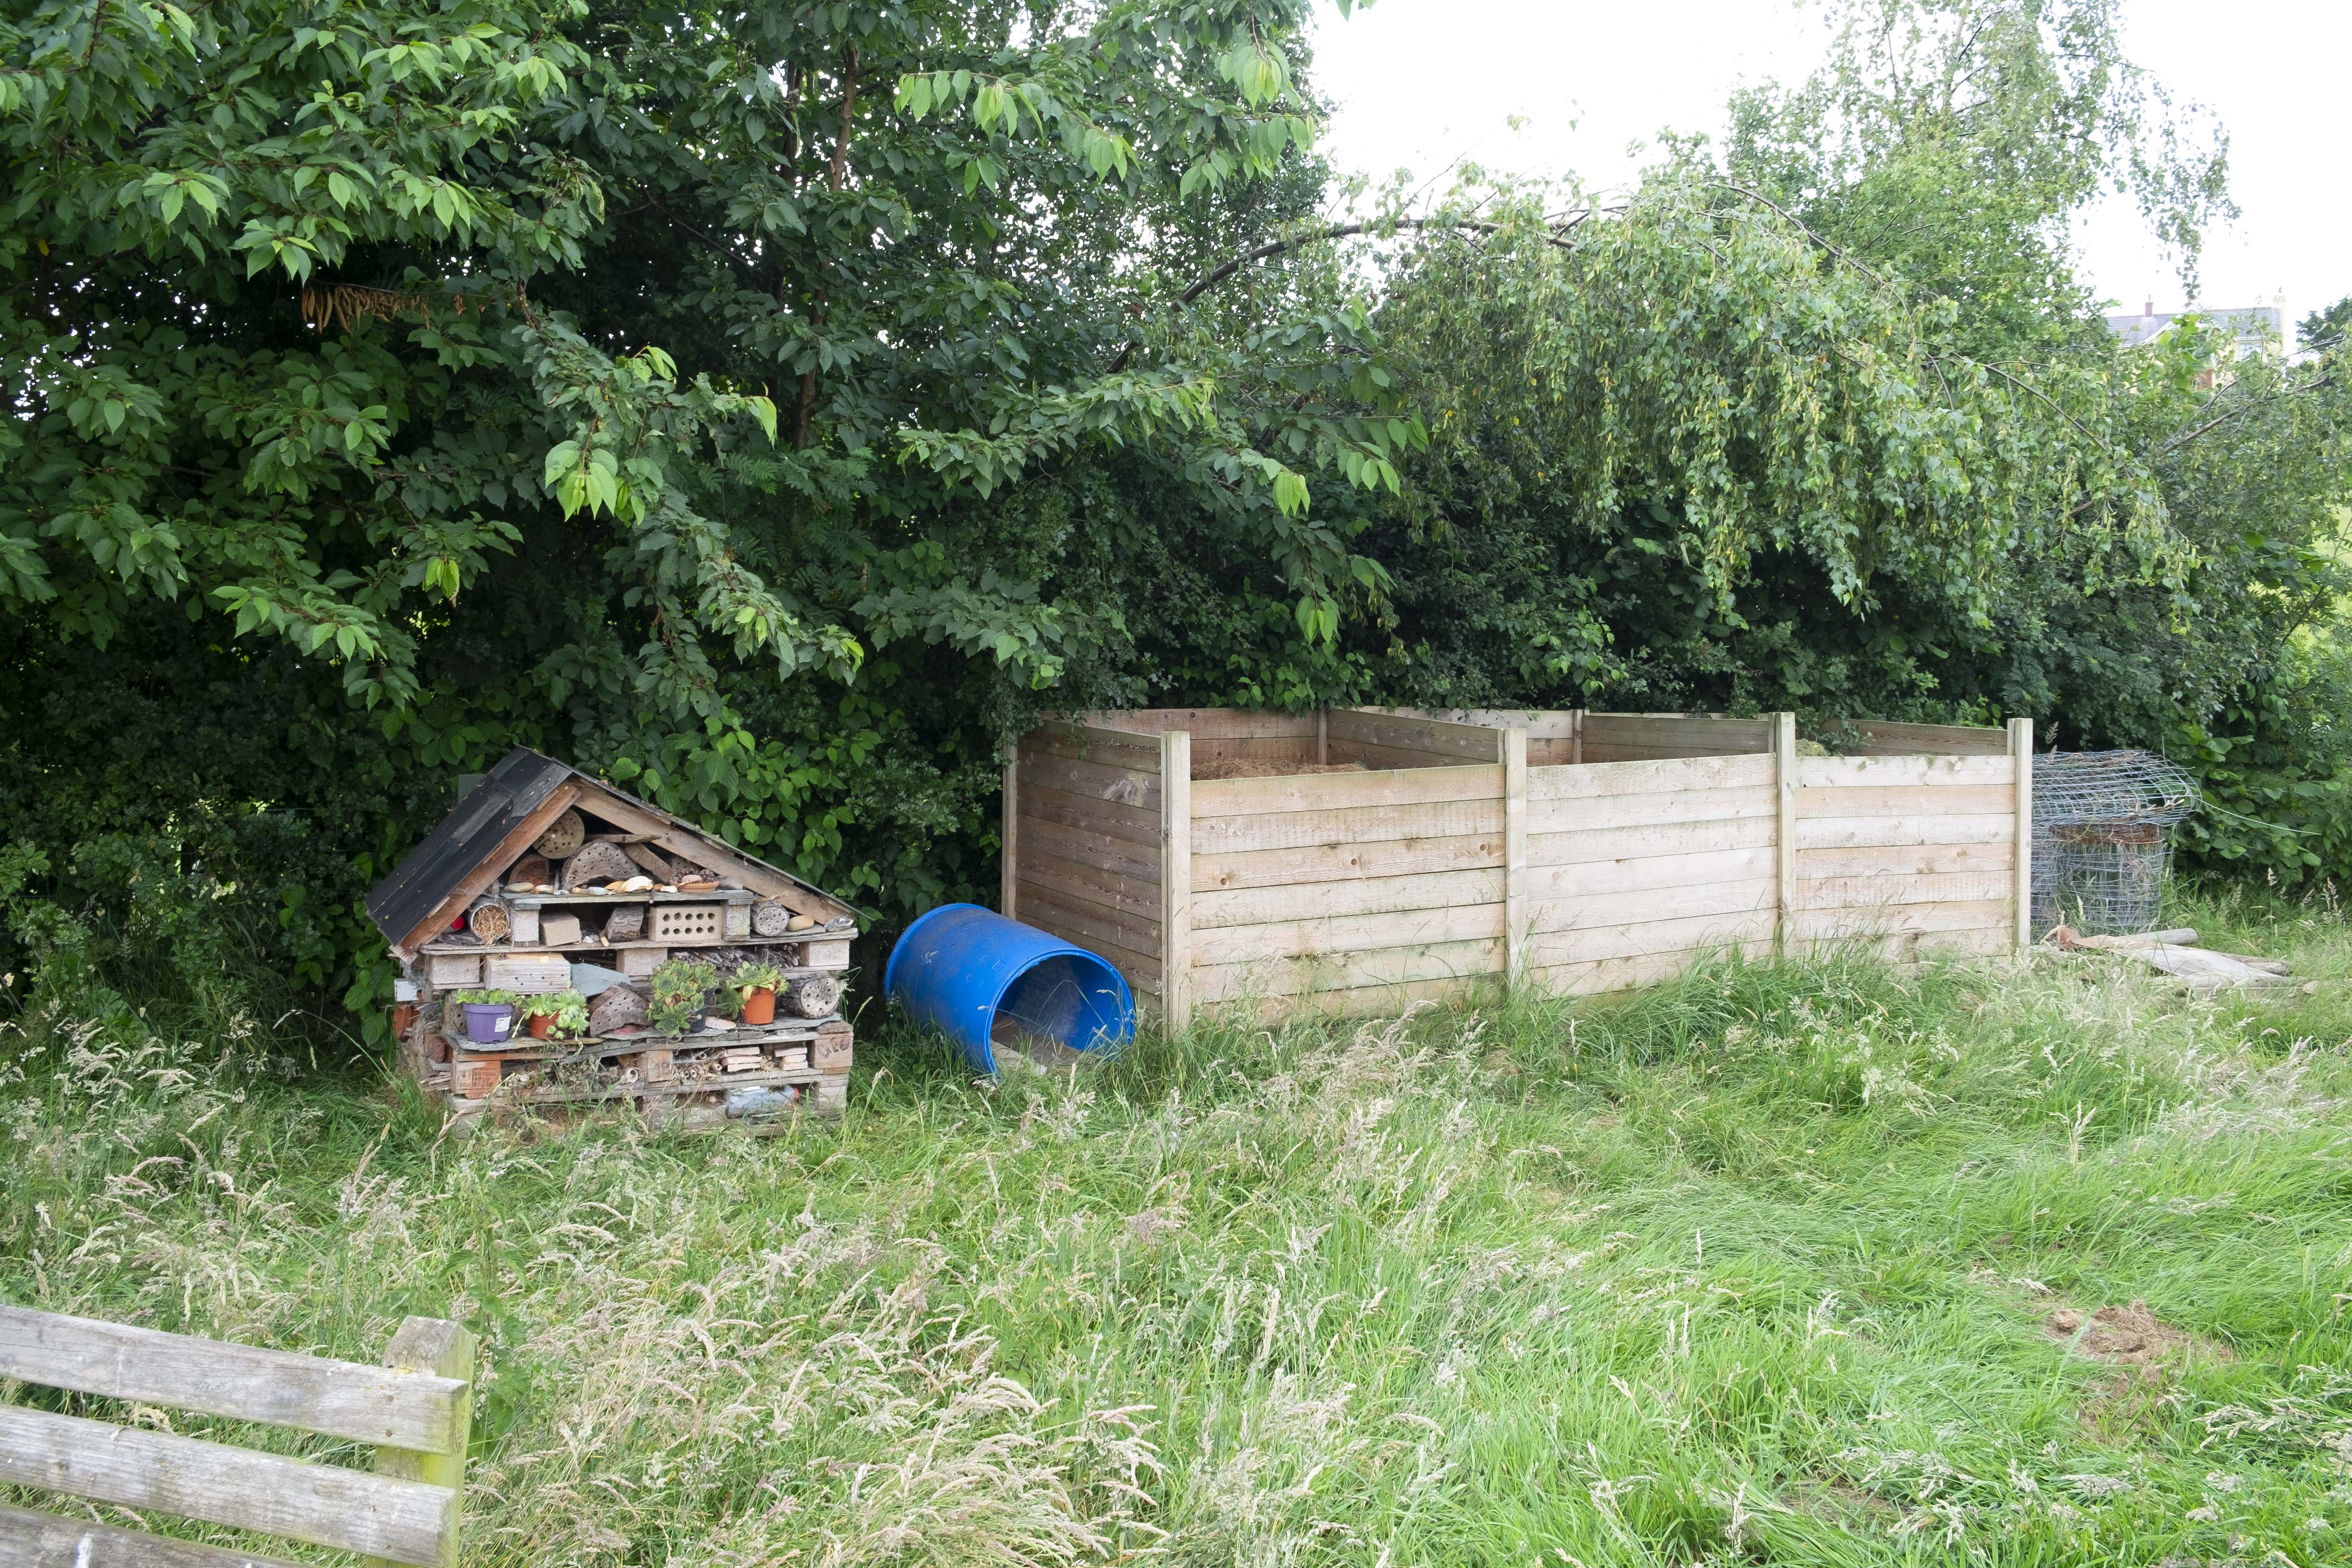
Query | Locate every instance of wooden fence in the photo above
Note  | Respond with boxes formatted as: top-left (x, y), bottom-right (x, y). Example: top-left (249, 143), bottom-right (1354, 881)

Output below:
top-left (0, 1305), bottom-right (473, 1568)
top-left (1003, 708), bottom-right (2033, 1024)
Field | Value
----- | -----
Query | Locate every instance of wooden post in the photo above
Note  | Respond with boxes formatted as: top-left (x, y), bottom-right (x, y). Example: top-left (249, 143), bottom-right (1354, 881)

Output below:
top-left (1569, 709), bottom-right (1585, 765)
top-left (1503, 727), bottom-right (1527, 987)
top-left (1000, 742), bottom-right (1019, 919)
top-left (1161, 729), bottom-right (1192, 1034)
top-left (2009, 717), bottom-right (2034, 951)
top-left (1315, 709), bottom-right (1328, 766)
top-left (370, 1316), bottom-right (473, 1568)
top-left (1774, 712), bottom-right (1798, 956)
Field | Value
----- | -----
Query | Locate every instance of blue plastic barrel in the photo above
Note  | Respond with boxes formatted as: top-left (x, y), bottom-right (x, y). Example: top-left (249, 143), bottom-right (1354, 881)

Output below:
top-left (884, 904), bottom-right (1136, 1074)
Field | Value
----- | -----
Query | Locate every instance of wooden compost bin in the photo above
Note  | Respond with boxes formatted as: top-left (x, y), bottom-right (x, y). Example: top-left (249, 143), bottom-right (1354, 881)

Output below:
top-left (1002, 708), bottom-right (2034, 1024)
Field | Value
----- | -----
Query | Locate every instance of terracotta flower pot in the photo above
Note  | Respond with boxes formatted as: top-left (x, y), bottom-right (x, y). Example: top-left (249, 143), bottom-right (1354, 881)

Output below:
top-left (527, 1013), bottom-right (556, 1040)
top-left (741, 987), bottom-right (777, 1025)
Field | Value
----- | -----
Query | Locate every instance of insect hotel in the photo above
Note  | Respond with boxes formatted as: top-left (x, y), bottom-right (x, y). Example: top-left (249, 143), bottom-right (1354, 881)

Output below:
top-left (368, 748), bottom-right (858, 1124)
top-left (1003, 708), bottom-right (2034, 1023)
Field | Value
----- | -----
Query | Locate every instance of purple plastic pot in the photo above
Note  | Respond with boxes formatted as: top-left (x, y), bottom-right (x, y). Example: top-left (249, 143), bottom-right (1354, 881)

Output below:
top-left (461, 1003), bottom-right (515, 1044)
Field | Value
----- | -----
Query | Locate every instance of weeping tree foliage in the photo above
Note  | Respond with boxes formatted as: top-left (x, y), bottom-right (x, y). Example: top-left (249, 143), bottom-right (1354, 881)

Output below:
top-left (1, 0), bottom-right (2346, 1034)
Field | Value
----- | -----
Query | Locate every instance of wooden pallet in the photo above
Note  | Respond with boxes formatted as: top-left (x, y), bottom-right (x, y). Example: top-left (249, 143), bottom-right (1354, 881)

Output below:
top-left (415, 1018), bottom-right (852, 1126)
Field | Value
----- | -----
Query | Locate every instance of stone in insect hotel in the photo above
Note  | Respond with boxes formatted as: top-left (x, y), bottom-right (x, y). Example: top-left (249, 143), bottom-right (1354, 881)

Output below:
top-left (365, 748), bottom-right (862, 1127)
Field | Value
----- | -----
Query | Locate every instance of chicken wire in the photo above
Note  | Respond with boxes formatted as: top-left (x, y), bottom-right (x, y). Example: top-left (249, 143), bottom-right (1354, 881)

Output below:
top-left (2031, 750), bottom-right (2199, 936)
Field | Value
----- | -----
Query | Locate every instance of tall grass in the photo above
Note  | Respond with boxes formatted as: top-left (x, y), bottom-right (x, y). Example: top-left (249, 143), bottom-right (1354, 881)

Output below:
top-left (4, 888), bottom-right (2352, 1565)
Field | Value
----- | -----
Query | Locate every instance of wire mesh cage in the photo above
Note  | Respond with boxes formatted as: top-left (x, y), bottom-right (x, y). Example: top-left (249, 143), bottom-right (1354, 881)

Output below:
top-left (2032, 751), bottom-right (2200, 936)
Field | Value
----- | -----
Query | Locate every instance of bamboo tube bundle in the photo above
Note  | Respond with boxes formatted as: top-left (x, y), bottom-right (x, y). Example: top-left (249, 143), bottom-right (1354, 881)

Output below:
top-left (466, 897), bottom-right (511, 945)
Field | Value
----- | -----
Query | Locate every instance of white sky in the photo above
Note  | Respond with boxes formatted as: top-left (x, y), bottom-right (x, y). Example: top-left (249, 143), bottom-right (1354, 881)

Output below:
top-left (1311, 0), bottom-right (2351, 332)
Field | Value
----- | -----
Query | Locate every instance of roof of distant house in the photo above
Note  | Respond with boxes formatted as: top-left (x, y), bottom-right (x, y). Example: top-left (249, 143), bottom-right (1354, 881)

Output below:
top-left (2103, 298), bottom-right (2284, 354)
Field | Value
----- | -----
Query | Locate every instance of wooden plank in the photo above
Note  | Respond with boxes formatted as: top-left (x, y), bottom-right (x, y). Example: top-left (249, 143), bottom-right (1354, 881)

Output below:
top-left (1015, 879), bottom-right (1163, 967)
top-left (1161, 730), bottom-right (1192, 1033)
top-left (0, 1307), bottom-right (466, 1455)
top-left (1000, 748), bottom-right (1017, 919)
top-left (1793, 784), bottom-right (2014, 818)
top-left (1530, 817), bottom-right (1777, 870)
top-left (1192, 797), bottom-right (1505, 856)
top-left (1528, 948), bottom-right (1720, 998)
top-left (1354, 706), bottom-right (1580, 741)
top-left (1018, 813), bottom-right (1162, 885)
top-left (1802, 871), bottom-right (2014, 909)
top-left (0, 1407), bottom-right (453, 1566)
top-left (1529, 877), bottom-right (1776, 937)
top-left (1022, 723), bottom-right (1164, 770)
top-left (1017, 847), bottom-right (1164, 923)
top-left (1195, 867), bottom-right (1506, 929)
top-left (1192, 761), bottom-right (1501, 817)
top-left (1796, 812), bottom-right (2018, 850)
top-left (1320, 738), bottom-right (1475, 773)
top-left (1579, 715), bottom-right (1772, 756)
top-left (1327, 708), bottom-right (1507, 761)
top-left (1014, 780), bottom-right (1163, 848)
top-left (0, 1502), bottom-right (305, 1568)
top-left (1190, 937), bottom-right (1505, 1003)
top-left (1797, 842), bottom-right (2010, 878)
top-left (1523, 909), bottom-right (1777, 968)
top-left (1526, 845), bottom-right (1774, 900)
top-left (1525, 786), bottom-right (1776, 837)
top-left (1073, 709), bottom-right (1317, 740)
top-left (1504, 729), bottom-right (1527, 985)
top-left (1775, 713), bottom-right (1797, 956)
top-left (2010, 718), bottom-right (2034, 951)
top-left (1200, 973), bottom-right (1496, 1024)
top-left (1841, 719), bottom-right (2009, 756)
top-left (368, 1318), bottom-right (472, 1568)
top-left (396, 783), bottom-right (580, 956)
top-left (1788, 898), bottom-right (2012, 940)
top-left (1796, 754), bottom-right (2014, 787)
top-left (1191, 901), bottom-right (1505, 967)
top-left (1528, 751), bottom-right (1775, 801)
top-left (1017, 751), bottom-right (1161, 810)
top-left (1192, 832), bottom-right (1503, 894)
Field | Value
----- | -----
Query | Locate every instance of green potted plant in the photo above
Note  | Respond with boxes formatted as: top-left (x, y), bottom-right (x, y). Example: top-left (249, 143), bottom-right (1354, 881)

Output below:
top-left (734, 960), bottom-right (786, 1025)
top-left (647, 958), bottom-right (719, 1036)
top-left (450, 988), bottom-right (521, 1044)
top-left (519, 990), bottom-right (589, 1041)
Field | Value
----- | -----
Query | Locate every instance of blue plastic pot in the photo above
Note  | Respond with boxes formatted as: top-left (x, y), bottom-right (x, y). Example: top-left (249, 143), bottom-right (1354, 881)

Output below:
top-left (884, 904), bottom-right (1136, 1074)
top-left (461, 1003), bottom-right (515, 1044)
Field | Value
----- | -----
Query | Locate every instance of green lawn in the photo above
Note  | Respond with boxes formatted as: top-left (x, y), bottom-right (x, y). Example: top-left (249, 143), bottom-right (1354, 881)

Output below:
top-left (6, 889), bottom-right (2352, 1566)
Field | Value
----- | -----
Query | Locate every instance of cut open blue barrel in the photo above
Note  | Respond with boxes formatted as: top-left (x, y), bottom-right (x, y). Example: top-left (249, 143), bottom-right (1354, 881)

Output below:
top-left (884, 904), bottom-right (1136, 1074)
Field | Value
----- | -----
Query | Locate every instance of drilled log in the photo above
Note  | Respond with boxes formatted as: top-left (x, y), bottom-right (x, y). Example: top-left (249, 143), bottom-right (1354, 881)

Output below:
top-left (466, 896), bottom-right (510, 945)
top-left (751, 899), bottom-right (791, 937)
top-left (534, 810), bottom-right (586, 860)
top-left (603, 903), bottom-right (646, 943)
top-left (563, 839), bottom-right (637, 889)
top-left (788, 972), bottom-right (842, 1018)
top-left (589, 986), bottom-right (648, 1036)
top-left (506, 852), bottom-right (552, 890)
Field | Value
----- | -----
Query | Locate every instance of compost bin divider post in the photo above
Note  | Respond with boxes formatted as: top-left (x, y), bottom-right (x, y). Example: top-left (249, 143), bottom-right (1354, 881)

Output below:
top-left (1000, 745), bottom-right (1018, 919)
top-left (2009, 717), bottom-right (2034, 950)
top-left (1504, 727), bottom-right (1528, 986)
top-left (1569, 710), bottom-right (1584, 765)
top-left (1161, 728), bottom-right (1192, 1033)
top-left (1774, 712), bottom-right (1798, 955)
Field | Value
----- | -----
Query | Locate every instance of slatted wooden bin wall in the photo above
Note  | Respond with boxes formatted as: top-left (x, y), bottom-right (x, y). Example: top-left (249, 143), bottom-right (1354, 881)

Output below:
top-left (1004, 709), bottom-right (2033, 1023)
top-left (0, 1303), bottom-right (474, 1568)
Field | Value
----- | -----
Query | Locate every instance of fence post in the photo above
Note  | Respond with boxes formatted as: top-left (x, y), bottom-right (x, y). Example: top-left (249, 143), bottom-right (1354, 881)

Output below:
top-left (2009, 717), bottom-right (2034, 951)
top-left (1568, 709), bottom-right (1585, 765)
top-left (370, 1316), bottom-right (474, 1568)
top-left (1774, 713), bottom-right (1798, 956)
top-left (1000, 740), bottom-right (1019, 919)
top-left (1161, 729), bottom-right (1192, 1034)
top-left (1503, 727), bottom-right (1527, 987)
